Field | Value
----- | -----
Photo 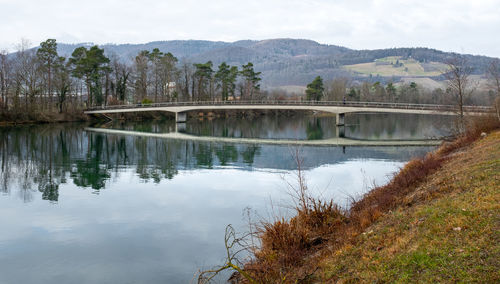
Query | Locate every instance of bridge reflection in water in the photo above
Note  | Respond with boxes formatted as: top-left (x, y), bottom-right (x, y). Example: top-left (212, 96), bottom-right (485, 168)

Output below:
top-left (85, 127), bottom-right (441, 147)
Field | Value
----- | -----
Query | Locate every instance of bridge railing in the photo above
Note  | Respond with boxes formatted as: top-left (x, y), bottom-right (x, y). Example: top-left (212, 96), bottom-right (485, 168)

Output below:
top-left (85, 100), bottom-right (493, 113)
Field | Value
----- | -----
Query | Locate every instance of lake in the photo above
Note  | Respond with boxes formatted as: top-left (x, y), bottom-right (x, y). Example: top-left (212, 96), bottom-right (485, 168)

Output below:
top-left (0, 113), bottom-right (452, 283)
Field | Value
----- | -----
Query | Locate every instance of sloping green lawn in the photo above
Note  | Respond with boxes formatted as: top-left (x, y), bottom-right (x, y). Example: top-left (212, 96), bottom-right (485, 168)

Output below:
top-left (320, 131), bottom-right (500, 283)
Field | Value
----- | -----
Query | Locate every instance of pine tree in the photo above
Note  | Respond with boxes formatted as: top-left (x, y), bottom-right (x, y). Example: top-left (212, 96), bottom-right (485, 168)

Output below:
top-left (69, 46), bottom-right (110, 106)
top-left (37, 39), bottom-right (58, 110)
top-left (305, 76), bottom-right (324, 101)
top-left (215, 62), bottom-right (239, 101)
top-left (240, 62), bottom-right (261, 100)
top-left (194, 61), bottom-right (214, 100)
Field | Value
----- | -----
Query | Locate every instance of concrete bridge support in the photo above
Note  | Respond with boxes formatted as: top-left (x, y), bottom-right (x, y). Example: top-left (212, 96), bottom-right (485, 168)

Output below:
top-left (175, 112), bottom-right (187, 133)
top-left (175, 123), bottom-right (186, 133)
top-left (336, 113), bottom-right (345, 126)
top-left (175, 112), bottom-right (187, 123)
top-left (336, 125), bottom-right (345, 138)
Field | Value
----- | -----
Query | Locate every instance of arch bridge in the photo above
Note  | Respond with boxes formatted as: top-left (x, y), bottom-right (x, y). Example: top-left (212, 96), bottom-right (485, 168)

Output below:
top-left (84, 100), bottom-right (491, 126)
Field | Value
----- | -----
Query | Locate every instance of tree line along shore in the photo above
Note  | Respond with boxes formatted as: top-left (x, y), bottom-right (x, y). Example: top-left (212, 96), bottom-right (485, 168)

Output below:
top-left (1, 39), bottom-right (499, 124)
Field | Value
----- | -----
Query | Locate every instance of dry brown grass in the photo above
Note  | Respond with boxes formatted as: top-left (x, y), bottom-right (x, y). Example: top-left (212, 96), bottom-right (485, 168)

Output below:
top-left (245, 200), bottom-right (347, 282)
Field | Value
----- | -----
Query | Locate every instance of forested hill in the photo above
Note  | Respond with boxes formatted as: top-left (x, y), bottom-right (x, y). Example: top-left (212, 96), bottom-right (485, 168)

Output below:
top-left (55, 39), bottom-right (497, 87)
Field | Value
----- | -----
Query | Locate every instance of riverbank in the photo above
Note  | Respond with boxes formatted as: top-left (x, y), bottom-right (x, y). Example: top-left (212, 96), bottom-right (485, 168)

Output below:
top-left (319, 129), bottom-right (500, 282)
top-left (232, 115), bottom-right (499, 283)
top-left (0, 111), bottom-right (89, 126)
top-left (0, 109), bottom-right (304, 125)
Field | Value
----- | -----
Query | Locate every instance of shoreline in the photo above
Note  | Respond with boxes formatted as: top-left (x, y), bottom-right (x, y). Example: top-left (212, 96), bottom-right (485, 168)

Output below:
top-left (217, 115), bottom-right (500, 283)
top-left (0, 111), bottom-right (89, 126)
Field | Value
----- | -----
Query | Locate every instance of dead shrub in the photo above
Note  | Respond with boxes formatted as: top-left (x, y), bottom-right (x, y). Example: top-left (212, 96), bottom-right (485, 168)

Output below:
top-left (247, 201), bottom-right (347, 282)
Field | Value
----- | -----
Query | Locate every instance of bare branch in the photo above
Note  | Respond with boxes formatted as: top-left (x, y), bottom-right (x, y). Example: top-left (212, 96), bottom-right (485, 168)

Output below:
top-left (197, 224), bottom-right (256, 284)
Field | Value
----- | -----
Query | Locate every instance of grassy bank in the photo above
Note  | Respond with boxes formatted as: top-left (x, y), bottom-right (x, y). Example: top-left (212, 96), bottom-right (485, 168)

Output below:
top-left (224, 115), bottom-right (499, 283)
top-left (320, 129), bottom-right (499, 283)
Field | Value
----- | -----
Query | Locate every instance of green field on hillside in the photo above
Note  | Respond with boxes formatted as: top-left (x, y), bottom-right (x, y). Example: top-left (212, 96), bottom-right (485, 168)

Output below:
top-left (344, 56), bottom-right (448, 77)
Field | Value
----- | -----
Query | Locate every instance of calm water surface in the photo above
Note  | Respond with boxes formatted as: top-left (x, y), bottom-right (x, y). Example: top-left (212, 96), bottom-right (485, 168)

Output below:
top-left (0, 113), bottom-right (452, 283)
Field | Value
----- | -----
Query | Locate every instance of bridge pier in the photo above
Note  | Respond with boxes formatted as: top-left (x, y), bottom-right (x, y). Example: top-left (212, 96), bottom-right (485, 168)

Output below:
top-left (336, 125), bottom-right (345, 138)
top-left (336, 113), bottom-right (345, 126)
top-left (175, 112), bottom-right (187, 133)
top-left (175, 122), bottom-right (186, 133)
top-left (175, 112), bottom-right (187, 123)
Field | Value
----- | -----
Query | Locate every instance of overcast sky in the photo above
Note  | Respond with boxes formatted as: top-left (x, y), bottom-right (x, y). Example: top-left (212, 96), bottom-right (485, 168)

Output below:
top-left (1, 0), bottom-right (499, 57)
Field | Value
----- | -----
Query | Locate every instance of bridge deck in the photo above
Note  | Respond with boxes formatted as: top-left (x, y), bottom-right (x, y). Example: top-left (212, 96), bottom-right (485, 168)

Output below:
top-left (84, 101), bottom-right (492, 116)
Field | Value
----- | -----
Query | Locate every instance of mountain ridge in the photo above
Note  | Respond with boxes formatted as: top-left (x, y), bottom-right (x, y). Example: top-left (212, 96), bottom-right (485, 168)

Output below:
top-left (48, 39), bottom-right (499, 87)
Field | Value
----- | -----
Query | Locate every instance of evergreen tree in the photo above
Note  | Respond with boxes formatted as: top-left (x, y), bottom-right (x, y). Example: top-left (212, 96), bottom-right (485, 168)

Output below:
top-left (194, 61), bottom-right (214, 100)
top-left (306, 76), bottom-right (324, 101)
top-left (69, 45), bottom-right (110, 106)
top-left (409, 82), bottom-right (419, 101)
top-left (347, 87), bottom-right (359, 100)
top-left (148, 48), bottom-right (164, 102)
top-left (215, 62), bottom-right (238, 101)
top-left (386, 82), bottom-right (396, 102)
top-left (134, 50), bottom-right (150, 102)
top-left (37, 39), bottom-right (58, 110)
top-left (160, 52), bottom-right (178, 101)
top-left (240, 62), bottom-right (261, 100)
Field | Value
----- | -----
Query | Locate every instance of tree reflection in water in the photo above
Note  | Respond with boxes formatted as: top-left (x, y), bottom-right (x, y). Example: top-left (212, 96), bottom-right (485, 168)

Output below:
top-left (0, 113), bottom-right (450, 203)
top-left (0, 124), bottom-right (263, 201)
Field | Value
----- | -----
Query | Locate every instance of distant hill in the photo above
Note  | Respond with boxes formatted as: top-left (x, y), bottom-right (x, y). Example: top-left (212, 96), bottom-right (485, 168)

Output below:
top-left (53, 39), bottom-right (498, 88)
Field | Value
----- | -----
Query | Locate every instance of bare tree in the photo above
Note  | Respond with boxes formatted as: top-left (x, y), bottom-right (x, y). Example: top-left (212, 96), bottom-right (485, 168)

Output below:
top-left (0, 50), bottom-right (13, 111)
top-left (116, 62), bottom-right (131, 104)
top-left (53, 56), bottom-right (71, 113)
top-left (14, 39), bottom-right (43, 112)
top-left (443, 56), bottom-right (474, 131)
top-left (327, 77), bottom-right (349, 101)
top-left (487, 59), bottom-right (500, 121)
top-left (360, 81), bottom-right (371, 101)
top-left (179, 60), bottom-right (193, 101)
